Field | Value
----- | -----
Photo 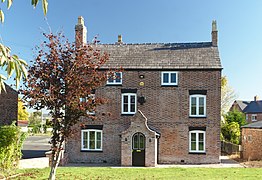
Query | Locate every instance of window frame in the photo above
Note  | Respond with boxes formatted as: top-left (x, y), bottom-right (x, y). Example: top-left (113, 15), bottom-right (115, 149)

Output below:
top-left (81, 129), bottom-right (102, 151)
top-left (189, 130), bottom-right (206, 153)
top-left (161, 71), bottom-right (178, 86)
top-left (121, 93), bottom-right (137, 115)
top-left (107, 72), bottom-right (122, 85)
top-left (189, 94), bottom-right (206, 117)
top-left (79, 93), bottom-right (96, 115)
top-left (251, 114), bottom-right (257, 122)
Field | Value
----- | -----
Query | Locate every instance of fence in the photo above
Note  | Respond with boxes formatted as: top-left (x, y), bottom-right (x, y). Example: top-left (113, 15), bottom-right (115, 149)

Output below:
top-left (221, 140), bottom-right (241, 155)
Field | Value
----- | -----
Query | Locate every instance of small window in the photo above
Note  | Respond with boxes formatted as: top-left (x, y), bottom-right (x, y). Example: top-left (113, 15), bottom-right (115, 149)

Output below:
top-left (189, 130), bottom-right (205, 153)
top-left (161, 72), bottom-right (178, 86)
top-left (190, 95), bottom-right (206, 117)
top-left (79, 93), bottom-right (96, 115)
top-left (107, 72), bottom-right (122, 85)
top-left (246, 114), bottom-right (248, 121)
top-left (81, 129), bottom-right (102, 151)
top-left (122, 93), bottom-right (137, 114)
top-left (251, 114), bottom-right (257, 121)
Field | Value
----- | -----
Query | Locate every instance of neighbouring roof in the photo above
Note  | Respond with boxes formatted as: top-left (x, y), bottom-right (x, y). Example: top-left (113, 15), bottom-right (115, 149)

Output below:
top-left (235, 100), bottom-right (251, 111)
top-left (98, 42), bottom-right (222, 70)
top-left (242, 121), bottom-right (262, 129)
top-left (235, 100), bottom-right (262, 113)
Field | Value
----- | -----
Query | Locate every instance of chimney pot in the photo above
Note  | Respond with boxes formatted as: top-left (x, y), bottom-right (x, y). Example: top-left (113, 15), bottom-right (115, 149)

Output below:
top-left (118, 35), bottom-right (122, 43)
top-left (78, 16), bottom-right (84, 25)
top-left (254, 95), bottom-right (259, 101)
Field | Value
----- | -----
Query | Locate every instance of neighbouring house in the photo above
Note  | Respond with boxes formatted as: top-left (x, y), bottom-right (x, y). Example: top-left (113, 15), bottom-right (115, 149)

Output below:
top-left (17, 120), bottom-right (29, 132)
top-left (241, 121), bottom-right (262, 161)
top-left (0, 84), bottom-right (18, 126)
top-left (230, 96), bottom-right (262, 124)
top-left (65, 17), bottom-right (222, 166)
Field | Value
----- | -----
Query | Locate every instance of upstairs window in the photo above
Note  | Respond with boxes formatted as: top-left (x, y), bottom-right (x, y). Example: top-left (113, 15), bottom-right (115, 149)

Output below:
top-left (81, 129), bottom-right (102, 151)
top-left (251, 114), bottom-right (257, 121)
top-left (107, 72), bottom-right (122, 85)
top-left (79, 91), bottom-right (96, 115)
top-left (189, 130), bottom-right (205, 153)
top-left (190, 95), bottom-right (206, 117)
top-left (161, 72), bottom-right (178, 86)
top-left (122, 93), bottom-right (137, 114)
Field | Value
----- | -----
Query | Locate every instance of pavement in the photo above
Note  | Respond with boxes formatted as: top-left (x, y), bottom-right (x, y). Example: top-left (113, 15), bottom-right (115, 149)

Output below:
top-left (22, 135), bottom-right (51, 159)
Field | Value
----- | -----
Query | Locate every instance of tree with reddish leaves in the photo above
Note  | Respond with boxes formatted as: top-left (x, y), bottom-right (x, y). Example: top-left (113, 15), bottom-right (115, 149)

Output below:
top-left (22, 33), bottom-right (109, 180)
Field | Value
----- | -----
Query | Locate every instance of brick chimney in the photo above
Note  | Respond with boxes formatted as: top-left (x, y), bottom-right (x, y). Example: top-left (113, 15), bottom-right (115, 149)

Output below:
top-left (211, 20), bottom-right (218, 47)
top-left (254, 95), bottom-right (259, 101)
top-left (75, 16), bottom-right (87, 48)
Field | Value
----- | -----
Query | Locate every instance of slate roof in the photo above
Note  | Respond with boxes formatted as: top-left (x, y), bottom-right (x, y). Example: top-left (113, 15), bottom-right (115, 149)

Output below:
top-left (242, 121), bottom-right (262, 129)
top-left (243, 101), bottom-right (262, 113)
top-left (98, 42), bottom-right (222, 70)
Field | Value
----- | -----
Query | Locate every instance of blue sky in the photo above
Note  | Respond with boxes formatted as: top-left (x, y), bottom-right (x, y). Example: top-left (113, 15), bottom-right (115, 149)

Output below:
top-left (1, 0), bottom-right (261, 101)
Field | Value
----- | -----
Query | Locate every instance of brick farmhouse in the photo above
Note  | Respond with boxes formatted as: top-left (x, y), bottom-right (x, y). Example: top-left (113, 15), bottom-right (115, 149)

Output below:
top-left (0, 84), bottom-right (18, 125)
top-left (65, 17), bottom-right (222, 166)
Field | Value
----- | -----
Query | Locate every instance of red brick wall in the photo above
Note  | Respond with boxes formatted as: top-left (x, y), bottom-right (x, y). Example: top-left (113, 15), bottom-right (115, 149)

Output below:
top-left (241, 128), bottom-right (262, 160)
top-left (0, 85), bottom-right (18, 125)
top-left (66, 69), bottom-right (221, 165)
top-left (245, 113), bottom-right (262, 124)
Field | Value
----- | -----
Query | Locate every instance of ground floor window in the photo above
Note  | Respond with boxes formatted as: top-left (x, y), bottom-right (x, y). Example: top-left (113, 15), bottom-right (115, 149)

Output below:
top-left (81, 129), bottom-right (102, 151)
top-left (189, 130), bottom-right (205, 153)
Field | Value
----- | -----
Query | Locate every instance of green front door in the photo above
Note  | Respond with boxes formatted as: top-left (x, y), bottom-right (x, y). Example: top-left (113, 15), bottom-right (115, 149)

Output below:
top-left (132, 132), bottom-right (145, 166)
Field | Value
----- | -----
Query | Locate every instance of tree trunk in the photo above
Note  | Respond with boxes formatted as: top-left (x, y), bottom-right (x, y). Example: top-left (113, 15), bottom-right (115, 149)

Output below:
top-left (48, 142), bottom-right (63, 180)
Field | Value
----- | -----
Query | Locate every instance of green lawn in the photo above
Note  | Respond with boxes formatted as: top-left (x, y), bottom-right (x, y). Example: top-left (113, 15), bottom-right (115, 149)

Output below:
top-left (8, 167), bottom-right (262, 180)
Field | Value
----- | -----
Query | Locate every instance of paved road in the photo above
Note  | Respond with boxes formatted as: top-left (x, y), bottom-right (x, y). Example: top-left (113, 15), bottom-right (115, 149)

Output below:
top-left (22, 135), bottom-right (51, 159)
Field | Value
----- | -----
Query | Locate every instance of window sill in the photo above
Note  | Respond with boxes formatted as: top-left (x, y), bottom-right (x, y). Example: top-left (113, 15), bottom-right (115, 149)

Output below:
top-left (81, 150), bottom-right (103, 153)
top-left (189, 116), bottom-right (207, 118)
top-left (121, 114), bottom-right (135, 116)
top-left (161, 85), bottom-right (178, 87)
top-left (106, 84), bottom-right (122, 86)
top-left (189, 152), bottom-right (206, 155)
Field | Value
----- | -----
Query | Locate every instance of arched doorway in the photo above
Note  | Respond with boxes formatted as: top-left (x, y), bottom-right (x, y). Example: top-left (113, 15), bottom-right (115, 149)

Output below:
top-left (132, 132), bottom-right (145, 166)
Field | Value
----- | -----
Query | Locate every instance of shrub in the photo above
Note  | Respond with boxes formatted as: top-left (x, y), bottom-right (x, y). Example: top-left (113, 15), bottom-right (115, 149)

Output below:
top-left (0, 123), bottom-right (27, 173)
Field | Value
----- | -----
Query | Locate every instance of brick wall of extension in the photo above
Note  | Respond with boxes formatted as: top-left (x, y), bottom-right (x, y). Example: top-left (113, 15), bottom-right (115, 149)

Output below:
top-left (241, 128), bottom-right (262, 161)
top-left (66, 69), bottom-right (221, 165)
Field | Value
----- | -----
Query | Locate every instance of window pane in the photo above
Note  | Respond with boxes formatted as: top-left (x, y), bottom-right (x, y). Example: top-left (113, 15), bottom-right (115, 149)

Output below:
top-left (191, 142), bottom-right (196, 150)
top-left (130, 104), bottom-right (135, 112)
top-left (96, 132), bottom-right (102, 149)
top-left (171, 73), bottom-right (176, 83)
top-left (139, 134), bottom-right (145, 149)
top-left (199, 133), bottom-right (204, 142)
top-left (124, 104), bottom-right (128, 112)
top-left (89, 131), bottom-right (95, 149)
top-left (199, 107), bottom-right (204, 115)
top-left (163, 73), bottom-right (169, 83)
top-left (133, 134), bottom-right (138, 149)
top-left (131, 95), bottom-right (135, 103)
top-left (124, 96), bottom-right (128, 103)
top-left (191, 133), bottom-right (196, 141)
top-left (191, 97), bottom-right (197, 115)
top-left (108, 77), bottom-right (113, 83)
top-left (83, 132), bottom-right (88, 149)
top-left (115, 72), bottom-right (121, 83)
top-left (199, 142), bottom-right (204, 151)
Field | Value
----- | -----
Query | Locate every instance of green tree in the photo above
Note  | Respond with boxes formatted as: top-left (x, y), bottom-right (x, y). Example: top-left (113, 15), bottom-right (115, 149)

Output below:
top-left (28, 111), bottom-right (42, 126)
top-left (225, 109), bottom-right (246, 127)
top-left (0, 0), bottom-right (48, 93)
top-left (18, 99), bottom-right (29, 120)
top-left (221, 110), bottom-right (246, 144)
